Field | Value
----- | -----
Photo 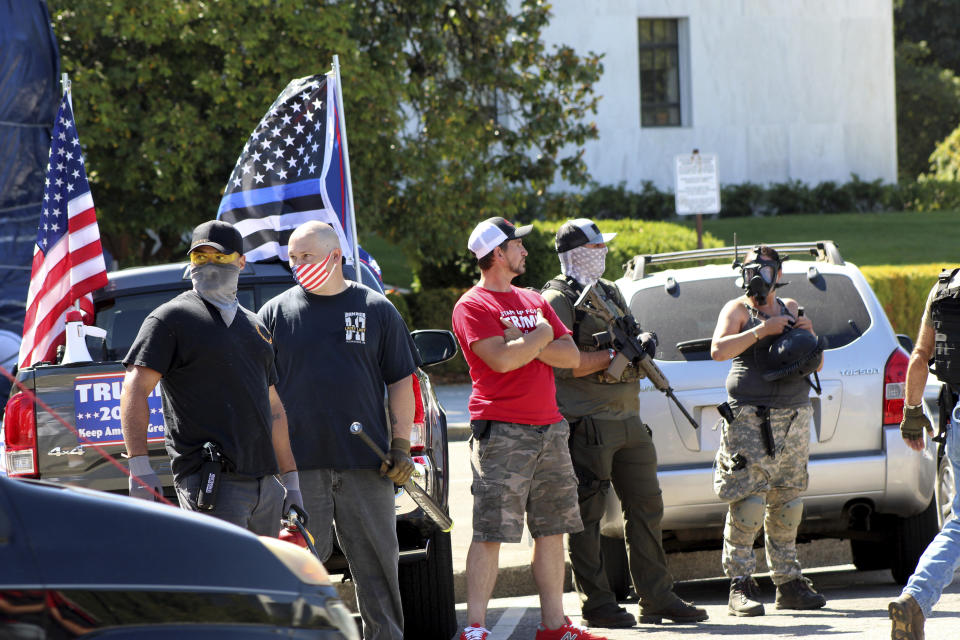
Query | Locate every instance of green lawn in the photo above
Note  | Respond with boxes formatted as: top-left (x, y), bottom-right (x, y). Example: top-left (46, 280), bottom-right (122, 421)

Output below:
top-left (362, 209), bottom-right (960, 289)
top-left (682, 210), bottom-right (960, 267)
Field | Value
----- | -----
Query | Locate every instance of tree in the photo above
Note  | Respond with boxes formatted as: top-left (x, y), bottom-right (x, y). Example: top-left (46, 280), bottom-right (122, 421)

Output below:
top-left (894, 41), bottom-right (960, 179)
top-left (48, 0), bottom-right (602, 267)
top-left (895, 0), bottom-right (960, 75)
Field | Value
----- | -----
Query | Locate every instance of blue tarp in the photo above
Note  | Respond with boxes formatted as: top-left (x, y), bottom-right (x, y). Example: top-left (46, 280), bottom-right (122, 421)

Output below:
top-left (0, 0), bottom-right (59, 337)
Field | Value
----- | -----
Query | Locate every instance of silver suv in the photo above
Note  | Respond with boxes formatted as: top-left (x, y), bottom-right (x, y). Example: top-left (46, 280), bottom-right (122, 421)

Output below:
top-left (599, 241), bottom-right (940, 588)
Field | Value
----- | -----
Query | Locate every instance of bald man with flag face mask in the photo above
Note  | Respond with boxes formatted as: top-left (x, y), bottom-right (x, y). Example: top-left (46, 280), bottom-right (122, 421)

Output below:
top-left (258, 220), bottom-right (419, 640)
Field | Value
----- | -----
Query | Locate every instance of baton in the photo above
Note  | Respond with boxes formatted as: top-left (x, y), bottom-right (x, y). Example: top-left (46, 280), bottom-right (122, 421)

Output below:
top-left (349, 422), bottom-right (453, 532)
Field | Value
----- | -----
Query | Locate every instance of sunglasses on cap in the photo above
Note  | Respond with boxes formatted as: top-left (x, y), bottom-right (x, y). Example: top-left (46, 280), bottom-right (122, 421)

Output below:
top-left (189, 251), bottom-right (240, 266)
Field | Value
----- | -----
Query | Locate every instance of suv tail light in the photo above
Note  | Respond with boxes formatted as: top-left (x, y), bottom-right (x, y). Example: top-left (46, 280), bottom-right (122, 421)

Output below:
top-left (883, 348), bottom-right (910, 426)
top-left (4, 391), bottom-right (38, 477)
top-left (410, 374), bottom-right (426, 454)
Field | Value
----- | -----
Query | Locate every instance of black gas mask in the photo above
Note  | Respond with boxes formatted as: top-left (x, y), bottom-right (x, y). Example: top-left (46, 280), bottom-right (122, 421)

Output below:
top-left (741, 256), bottom-right (780, 301)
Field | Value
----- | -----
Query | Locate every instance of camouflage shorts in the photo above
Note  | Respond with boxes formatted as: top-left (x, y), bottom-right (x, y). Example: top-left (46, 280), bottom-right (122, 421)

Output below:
top-left (470, 420), bottom-right (583, 543)
top-left (713, 403), bottom-right (813, 503)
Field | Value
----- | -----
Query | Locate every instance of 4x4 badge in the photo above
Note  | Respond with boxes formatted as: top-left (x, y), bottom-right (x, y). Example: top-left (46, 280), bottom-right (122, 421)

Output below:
top-left (48, 446), bottom-right (85, 457)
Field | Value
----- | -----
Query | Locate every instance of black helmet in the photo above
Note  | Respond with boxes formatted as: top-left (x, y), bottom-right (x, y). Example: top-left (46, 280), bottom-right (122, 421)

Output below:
top-left (763, 328), bottom-right (824, 382)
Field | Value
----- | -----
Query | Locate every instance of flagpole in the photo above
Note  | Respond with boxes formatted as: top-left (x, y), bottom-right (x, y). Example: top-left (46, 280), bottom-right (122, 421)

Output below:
top-left (332, 55), bottom-right (361, 282)
top-left (61, 73), bottom-right (82, 316)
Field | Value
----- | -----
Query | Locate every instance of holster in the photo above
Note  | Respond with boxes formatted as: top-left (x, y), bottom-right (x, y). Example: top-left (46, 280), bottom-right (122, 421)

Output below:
top-left (470, 419), bottom-right (492, 441)
top-left (755, 406), bottom-right (775, 458)
top-left (196, 442), bottom-right (223, 511)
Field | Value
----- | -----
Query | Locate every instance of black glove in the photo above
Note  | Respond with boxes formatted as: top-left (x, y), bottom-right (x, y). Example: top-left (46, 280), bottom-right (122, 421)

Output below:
top-left (380, 437), bottom-right (414, 485)
top-left (639, 331), bottom-right (658, 358)
top-left (900, 404), bottom-right (932, 442)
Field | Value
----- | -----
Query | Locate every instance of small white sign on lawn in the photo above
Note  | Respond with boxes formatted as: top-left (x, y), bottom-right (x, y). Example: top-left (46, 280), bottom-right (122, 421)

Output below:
top-left (675, 151), bottom-right (720, 215)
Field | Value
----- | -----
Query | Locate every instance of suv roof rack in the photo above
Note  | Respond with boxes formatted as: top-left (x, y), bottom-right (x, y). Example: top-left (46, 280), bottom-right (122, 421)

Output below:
top-left (624, 240), bottom-right (843, 280)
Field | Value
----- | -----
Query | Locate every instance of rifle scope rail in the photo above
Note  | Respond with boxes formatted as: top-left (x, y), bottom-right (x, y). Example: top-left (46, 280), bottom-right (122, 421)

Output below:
top-left (624, 240), bottom-right (843, 280)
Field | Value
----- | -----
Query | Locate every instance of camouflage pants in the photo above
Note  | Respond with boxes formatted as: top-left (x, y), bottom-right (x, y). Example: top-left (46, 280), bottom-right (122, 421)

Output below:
top-left (713, 403), bottom-right (813, 584)
top-left (470, 420), bottom-right (583, 543)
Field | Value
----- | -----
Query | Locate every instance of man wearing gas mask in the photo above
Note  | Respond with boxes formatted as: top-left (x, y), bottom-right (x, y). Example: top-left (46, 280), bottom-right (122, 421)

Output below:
top-left (541, 219), bottom-right (707, 629)
top-left (258, 220), bottom-right (418, 640)
top-left (122, 220), bottom-right (302, 535)
top-left (709, 245), bottom-right (826, 616)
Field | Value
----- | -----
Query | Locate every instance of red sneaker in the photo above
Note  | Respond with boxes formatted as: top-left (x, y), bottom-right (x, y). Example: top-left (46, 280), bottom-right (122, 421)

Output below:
top-left (535, 617), bottom-right (609, 640)
top-left (459, 623), bottom-right (490, 640)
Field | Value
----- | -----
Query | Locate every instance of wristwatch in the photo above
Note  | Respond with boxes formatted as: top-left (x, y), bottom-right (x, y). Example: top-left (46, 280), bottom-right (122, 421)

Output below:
top-left (751, 327), bottom-right (761, 341)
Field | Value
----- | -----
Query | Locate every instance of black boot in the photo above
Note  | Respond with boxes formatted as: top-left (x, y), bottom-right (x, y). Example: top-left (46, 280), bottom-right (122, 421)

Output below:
top-left (581, 603), bottom-right (635, 629)
top-left (639, 598), bottom-right (708, 624)
top-left (728, 576), bottom-right (764, 617)
top-left (775, 577), bottom-right (826, 610)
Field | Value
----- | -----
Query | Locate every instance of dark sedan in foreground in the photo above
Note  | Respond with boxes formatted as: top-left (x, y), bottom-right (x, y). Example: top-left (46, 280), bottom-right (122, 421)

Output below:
top-left (0, 475), bottom-right (358, 639)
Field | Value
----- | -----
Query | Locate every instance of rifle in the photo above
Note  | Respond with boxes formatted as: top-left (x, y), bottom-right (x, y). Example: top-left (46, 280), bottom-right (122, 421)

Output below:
top-left (575, 284), bottom-right (700, 430)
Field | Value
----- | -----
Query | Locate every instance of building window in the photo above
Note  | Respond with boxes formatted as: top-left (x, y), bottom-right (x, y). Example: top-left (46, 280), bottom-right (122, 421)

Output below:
top-left (638, 18), bottom-right (682, 127)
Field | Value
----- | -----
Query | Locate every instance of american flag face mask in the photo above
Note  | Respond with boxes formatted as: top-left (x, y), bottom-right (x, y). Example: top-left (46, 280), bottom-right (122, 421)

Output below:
top-left (293, 251), bottom-right (337, 293)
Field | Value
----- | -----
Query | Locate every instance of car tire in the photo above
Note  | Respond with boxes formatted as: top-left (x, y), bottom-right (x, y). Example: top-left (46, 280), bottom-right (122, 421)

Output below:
top-left (397, 529), bottom-right (457, 638)
top-left (890, 496), bottom-right (939, 585)
top-left (935, 453), bottom-right (956, 530)
top-left (599, 535), bottom-right (633, 601)
top-left (849, 538), bottom-right (890, 572)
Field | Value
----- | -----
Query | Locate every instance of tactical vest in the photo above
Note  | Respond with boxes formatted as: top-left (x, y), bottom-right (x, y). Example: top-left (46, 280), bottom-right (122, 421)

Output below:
top-left (541, 276), bottom-right (640, 383)
top-left (931, 268), bottom-right (960, 386)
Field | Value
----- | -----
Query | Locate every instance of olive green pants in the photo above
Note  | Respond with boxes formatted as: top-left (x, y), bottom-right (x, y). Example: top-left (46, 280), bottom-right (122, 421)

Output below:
top-left (567, 415), bottom-right (678, 614)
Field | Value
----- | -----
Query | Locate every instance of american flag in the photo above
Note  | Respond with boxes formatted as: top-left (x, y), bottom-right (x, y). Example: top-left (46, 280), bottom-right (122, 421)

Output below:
top-left (217, 74), bottom-right (357, 264)
top-left (18, 92), bottom-right (108, 369)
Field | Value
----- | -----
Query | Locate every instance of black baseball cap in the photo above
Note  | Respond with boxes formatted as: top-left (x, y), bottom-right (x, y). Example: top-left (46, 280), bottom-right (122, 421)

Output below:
top-left (555, 218), bottom-right (617, 253)
top-left (467, 216), bottom-right (533, 259)
top-left (188, 220), bottom-right (244, 255)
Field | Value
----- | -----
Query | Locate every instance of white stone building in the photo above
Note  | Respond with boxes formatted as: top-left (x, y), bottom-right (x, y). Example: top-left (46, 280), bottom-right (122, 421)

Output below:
top-left (541, 0), bottom-right (897, 191)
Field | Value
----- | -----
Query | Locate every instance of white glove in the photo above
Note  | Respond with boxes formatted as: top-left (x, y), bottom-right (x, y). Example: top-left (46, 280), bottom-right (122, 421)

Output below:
top-left (128, 455), bottom-right (161, 501)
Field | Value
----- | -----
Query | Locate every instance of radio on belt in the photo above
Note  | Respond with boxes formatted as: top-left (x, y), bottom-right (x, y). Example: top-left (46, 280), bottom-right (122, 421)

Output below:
top-left (196, 442), bottom-right (223, 511)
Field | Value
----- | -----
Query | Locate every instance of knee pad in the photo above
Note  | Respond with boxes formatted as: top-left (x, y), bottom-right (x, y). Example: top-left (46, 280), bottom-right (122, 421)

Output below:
top-left (768, 497), bottom-right (804, 531)
top-left (729, 495), bottom-right (765, 531)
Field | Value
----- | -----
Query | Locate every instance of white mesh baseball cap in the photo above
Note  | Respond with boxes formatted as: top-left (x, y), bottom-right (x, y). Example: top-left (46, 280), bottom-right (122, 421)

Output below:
top-left (467, 216), bottom-right (533, 259)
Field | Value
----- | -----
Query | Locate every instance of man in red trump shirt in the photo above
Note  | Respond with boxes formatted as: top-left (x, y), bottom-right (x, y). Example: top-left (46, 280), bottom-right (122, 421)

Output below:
top-left (452, 217), bottom-right (607, 640)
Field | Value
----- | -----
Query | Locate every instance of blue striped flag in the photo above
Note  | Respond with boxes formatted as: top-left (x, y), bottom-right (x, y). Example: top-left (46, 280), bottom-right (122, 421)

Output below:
top-left (217, 74), bottom-right (356, 264)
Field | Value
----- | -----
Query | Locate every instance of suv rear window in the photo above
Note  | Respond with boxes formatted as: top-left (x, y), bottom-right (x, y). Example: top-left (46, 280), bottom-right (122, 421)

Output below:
top-left (629, 273), bottom-right (872, 361)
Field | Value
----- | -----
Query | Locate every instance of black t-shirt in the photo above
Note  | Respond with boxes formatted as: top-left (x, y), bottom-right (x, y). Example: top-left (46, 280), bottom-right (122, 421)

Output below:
top-left (123, 290), bottom-right (280, 481)
top-left (258, 282), bottom-right (418, 470)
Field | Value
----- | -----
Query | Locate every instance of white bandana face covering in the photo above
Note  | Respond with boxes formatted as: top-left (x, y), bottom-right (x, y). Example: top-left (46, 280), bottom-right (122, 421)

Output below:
top-left (560, 245), bottom-right (608, 287)
top-left (190, 263), bottom-right (241, 326)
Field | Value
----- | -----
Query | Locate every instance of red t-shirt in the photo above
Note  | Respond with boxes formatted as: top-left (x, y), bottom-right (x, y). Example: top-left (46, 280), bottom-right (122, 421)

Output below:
top-left (452, 285), bottom-right (571, 425)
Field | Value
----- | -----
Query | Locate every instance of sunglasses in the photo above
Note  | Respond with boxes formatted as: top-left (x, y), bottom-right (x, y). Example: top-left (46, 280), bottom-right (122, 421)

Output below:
top-left (189, 251), bottom-right (240, 266)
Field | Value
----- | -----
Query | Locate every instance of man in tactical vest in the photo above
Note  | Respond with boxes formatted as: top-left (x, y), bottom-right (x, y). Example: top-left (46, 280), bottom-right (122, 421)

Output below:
top-left (541, 219), bottom-right (708, 628)
top-left (889, 268), bottom-right (960, 640)
top-left (710, 245), bottom-right (826, 616)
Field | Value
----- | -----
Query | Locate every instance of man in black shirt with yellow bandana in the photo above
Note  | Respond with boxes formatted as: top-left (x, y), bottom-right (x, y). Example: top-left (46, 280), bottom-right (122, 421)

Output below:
top-left (542, 219), bottom-right (707, 629)
top-left (121, 220), bottom-right (302, 536)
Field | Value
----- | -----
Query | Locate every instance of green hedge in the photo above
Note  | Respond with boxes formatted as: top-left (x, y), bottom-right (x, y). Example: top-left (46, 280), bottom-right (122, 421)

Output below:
top-left (406, 219), bottom-right (722, 377)
top-left (860, 264), bottom-right (945, 339)
top-left (418, 218), bottom-right (723, 289)
top-left (523, 177), bottom-right (960, 222)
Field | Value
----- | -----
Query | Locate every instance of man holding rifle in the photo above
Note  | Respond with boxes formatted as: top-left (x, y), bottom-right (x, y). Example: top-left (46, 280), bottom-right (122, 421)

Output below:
top-left (541, 218), bottom-right (707, 628)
